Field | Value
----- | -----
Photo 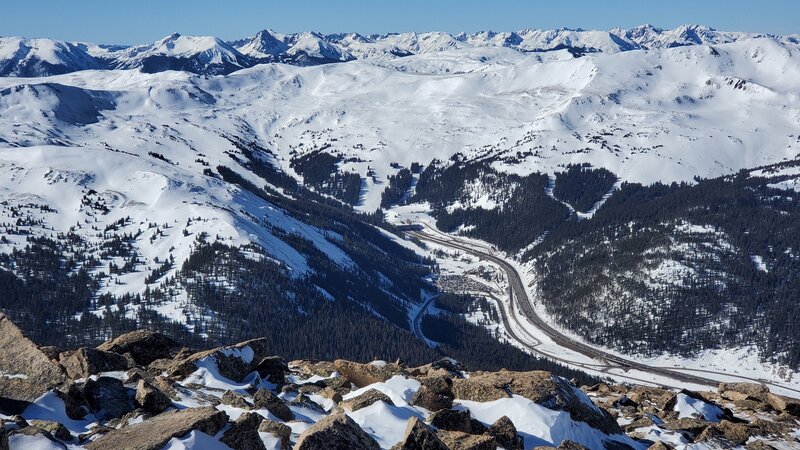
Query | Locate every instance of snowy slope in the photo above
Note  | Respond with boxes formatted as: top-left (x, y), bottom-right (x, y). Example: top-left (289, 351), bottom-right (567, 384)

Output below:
top-left (2, 38), bottom-right (800, 211)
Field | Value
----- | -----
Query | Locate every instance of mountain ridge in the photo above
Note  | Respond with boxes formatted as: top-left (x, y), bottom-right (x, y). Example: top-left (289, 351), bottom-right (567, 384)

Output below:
top-left (2, 24), bottom-right (799, 77)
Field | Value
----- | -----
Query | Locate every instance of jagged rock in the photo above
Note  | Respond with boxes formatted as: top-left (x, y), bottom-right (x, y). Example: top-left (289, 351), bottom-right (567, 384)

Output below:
top-left (623, 416), bottom-right (654, 432)
top-left (333, 360), bottom-right (405, 388)
top-left (626, 386), bottom-right (671, 406)
top-left (259, 418), bottom-right (292, 448)
top-left (85, 406), bottom-right (228, 450)
top-left (0, 424), bottom-right (7, 450)
top-left (318, 387), bottom-right (343, 404)
top-left (488, 416), bottom-right (523, 450)
top-left (718, 382), bottom-right (770, 402)
top-left (436, 429), bottom-right (497, 450)
top-left (298, 384), bottom-right (323, 395)
top-left (411, 376), bottom-right (454, 411)
top-left (59, 348), bottom-right (130, 380)
top-left (105, 409), bottom-right (150, 429)
top-left (256, 356), bottom-right (290, 384)
top-left (253, 388), bottom-right (294, 421)
top-left (583, 383), bottom-right (613, 395)
top-left (221, 412), bottom-right (265, 450)
top-left (695, 420), bottom-right (750, 446)
top-left (732, 398), bottom-right (770, 412)
top-left (59, 385), bottom-right (91, 420)
top-left (221, 390), bottom-right (253, 409)
top-left (452, 370), bottom-right (622, 435)
top-left (97, 330), bottom-right (180, 366)
top-left (289, 360), bottom-right (338, 377)
top-left (408, 359), bottom-right (465, 379)
top-left (294, 412), bottom-right (380, 450)
top-left (39, 346), bottom-right (63, 362)
top-left (766, 393), bottom-right (800, 416)
top-left (27, 419), bottom-right (72, 441)
top-left (0, 313), bottom-right (68, 412)
top-left (77, 424), bottom-right (115, 442)
top-left (168, 338), bottom-right (270, 382)
top-left (341, 388), bottom-right (394, 412)
top-left (83, 376), bottom-right (134, 420)
top-left (126, 369), bottom-right (179, 401)
top-left (663, 417), bottom-right (709, 435)
top-left (428, 409), bottom-right (474, 433)
top-left (533, 441), bottom-right (590, 449)
top-left (134, 380), bottom-right (172, 414)
top-left (749, 417), bottom-right (795, 438)
top-left (390, 417), bottom-right (448, 450)
top-left (745, 441), bottom-right (778, 450)
top-left (646, 443), bottom-right (674, 450)
top-left (323, 376), bottom-right (352, 391)
top-left (290, 393), bottom-right (325, 412)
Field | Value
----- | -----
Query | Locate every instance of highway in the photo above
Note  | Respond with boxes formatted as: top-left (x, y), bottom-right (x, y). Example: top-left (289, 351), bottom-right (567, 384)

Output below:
top-left (407, 223), bottom-right (800, 396)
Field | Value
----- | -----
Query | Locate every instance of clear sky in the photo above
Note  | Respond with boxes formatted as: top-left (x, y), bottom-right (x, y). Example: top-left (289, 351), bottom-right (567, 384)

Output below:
top-left (3, 0), bottom-right (799, 44)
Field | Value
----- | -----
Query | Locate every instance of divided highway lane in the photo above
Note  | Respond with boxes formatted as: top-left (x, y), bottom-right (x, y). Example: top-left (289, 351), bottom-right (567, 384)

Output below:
top-left (408, 224), bottom-right (800, 396)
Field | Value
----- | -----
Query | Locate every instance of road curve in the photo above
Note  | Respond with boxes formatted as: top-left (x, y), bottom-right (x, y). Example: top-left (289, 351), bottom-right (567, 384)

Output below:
top-left (409, 224), bottom-right (800, 396)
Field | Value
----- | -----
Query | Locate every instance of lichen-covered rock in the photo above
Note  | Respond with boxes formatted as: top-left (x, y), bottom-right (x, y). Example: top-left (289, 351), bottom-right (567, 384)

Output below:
top-left (27, 419), bottom-right (72, 441)
top-left (97, 330), bottom-right (181, 366)
top-left (288, 360), bottom-right (338, 378)
top-left (294, 413), bottom-right (380, 450)
top-left (390, 417), bottom-right (448, 450)
top-left (221, 390), bottom-right (253, 409)
top-left (663, 418), bottom-right (709, 435)
top-left (85, 406), bottom-right (228, 450)
top-left (695, 420), bottom-right (750, 446)
top-left (0, 313), bottom-right (68, 411)
top-left (435, 429), bottom-right (497, 450)
top-left (718, 382), bottom-right (770, 402)
top-left (340, 388), bottom-right (394, 412)
top-left (333, 360), bottom-right (405, 388)
top-left (767, 393), bottom-right (800, 416)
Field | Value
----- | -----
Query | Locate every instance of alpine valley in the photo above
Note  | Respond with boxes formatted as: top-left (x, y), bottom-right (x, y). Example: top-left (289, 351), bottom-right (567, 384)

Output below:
top-left (2, 23), bottom-right (800, 449)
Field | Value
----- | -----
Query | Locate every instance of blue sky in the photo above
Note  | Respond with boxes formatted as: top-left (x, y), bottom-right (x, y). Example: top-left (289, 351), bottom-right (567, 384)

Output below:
top-left (3, 0), bottom-right (799, 44)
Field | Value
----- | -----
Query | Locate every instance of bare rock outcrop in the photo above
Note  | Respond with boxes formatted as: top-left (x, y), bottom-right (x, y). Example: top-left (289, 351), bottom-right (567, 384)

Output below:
top-left (85, 406), bottom-right (228, 450)
top-left (0, 313), bottom-right (68, 412)
top-left (293, 413), bottom-right (380, 450)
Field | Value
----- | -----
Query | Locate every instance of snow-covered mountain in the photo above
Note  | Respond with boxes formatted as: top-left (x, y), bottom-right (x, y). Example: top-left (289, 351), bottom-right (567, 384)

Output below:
top-left (106, 33), bottom-right (251, 75)
top-left (3, 26), bottom-right (800, 387)
top-left (2, 24), bottom-right (799, 77)
top-left (0, 37), bottom-right (100, 77)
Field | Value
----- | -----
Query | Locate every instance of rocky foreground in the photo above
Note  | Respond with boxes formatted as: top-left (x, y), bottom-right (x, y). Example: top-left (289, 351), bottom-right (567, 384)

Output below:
top-left (0, 314), bottom-right (798, 450)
